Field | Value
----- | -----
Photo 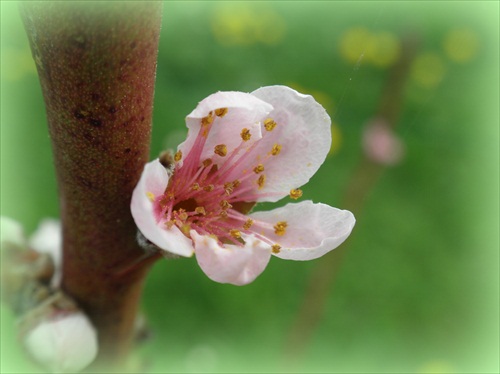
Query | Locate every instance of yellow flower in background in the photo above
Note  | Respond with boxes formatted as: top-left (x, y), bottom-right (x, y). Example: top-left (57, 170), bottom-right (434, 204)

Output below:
top-left (443, 27), bottom-right (479, 63)
top-left (419, 359), bottom-right (454, 374)
top-left (329, 122), bottom-right (342, 156)
top-left (339, 27), bottom-right (400, 68)
top-left (211, 4), bottom-right (286, 47)
top-left (410, 52), bottom-right (446, 89)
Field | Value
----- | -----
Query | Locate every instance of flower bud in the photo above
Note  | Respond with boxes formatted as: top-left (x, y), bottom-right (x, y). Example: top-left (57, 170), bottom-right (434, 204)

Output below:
top-left (20, 292), bottom-right (98, 373)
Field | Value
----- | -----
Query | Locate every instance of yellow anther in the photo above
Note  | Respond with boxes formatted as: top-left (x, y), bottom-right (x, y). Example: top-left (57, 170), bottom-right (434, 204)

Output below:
top-left (264, 118), bottom-right (277, 131)
top-left (203, 184), bottom-right (215, 192)
top-left (233, 179), bottom-right (241, 188)
top-left (214, 144), bottom-right (228, 157)
top-left (240, 128), bottom-right (252, 141)
top-left (289, 189), bottom-right (303, 200)
top-left (224, 182), bottom-right (234, 195)
top-left (174, 150), bottom-right (182, 162)
top-left (220, 200), bottom-right (232, 210)
top-left (230, 229), bottom-right (242, 239)
top-left (165, 220), bottom-right (176, 229)
top-left (146, 191), bottom-right (155, 202)
top-left (253, 164), bottom-right (265, 174)
top-left (181, 224), bottom-right (191, 235)
top-left (271, 144), bottom-right (282, 156)
top-left (202, 158), bottom-right (213, 168)
top-left (257, 174), bottom-right (266, 189)
top-left (201, 111), bottom-right (214, 127)
top-left (271, 244), bottom-right (281, 254)
top-left (243, 219), bottom-right (254, 230)
top-left (219, 210), bottom-right (228, 218)
top-left (195, 206), bottom-right (206, 215)
top-left (215, 108), bottom-right (228, 117)
top-left (273, 221), bottom-right (288, 236)
top-left (191, 183), bottom-right (200, 191)
top-left (177, 209), bottom-right (188, 221)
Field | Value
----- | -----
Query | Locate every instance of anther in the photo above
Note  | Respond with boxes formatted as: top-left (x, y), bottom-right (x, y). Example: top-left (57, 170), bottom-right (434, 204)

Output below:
top-left (165, 220), bottom-right (176, 229)
top-left (219, 210), bottom-right (228, 218)
top-left (224, 182), bottom-right (234, 195)
top-left (233, 179), bottom-right (241, 188)
top-left (195, 207), bottom-right (206, 215)
top-left (146, 192), bottom-right (155, 202)
top-left (220, 200), bottom-right (232, 210)
top-left (273, 221), bottom-right (288, 236)
top-left (264, 118), bottom-right (277, 131)
top-left (174, 150), bottom-right (182, 162)
top-left (230, 229), bottom-right (241, 239)
top-left (271, 244), bottom-right (281, 254)
top-left (192, 183), bottom-right (200, 191)
top-left (289, 189), bottom-right (303, 200)
top-left (253, 164), bottom-right (265, 174)
top-left (203, 184), bottom-right (215, 192)
top-left (243, 219), bottom-right (254, 230)
top-left (215, 108), bottom-right (228, 117)
top-left (257, 174), bottom-right (266, 189)
top-left (177, 210), bottom-right (188, 221)
top-left (271, 144), bottom-right (282, 156)
top-left (201, 112), bottom-right (214, 127)
top-left (240, 128), bottom-right (252, 141)
top-left (214, 144), bottom-right (228, 157)
top-left (181, 224), bottom-right (191, 235)
top-left (202, 158), bottom-right (213, 168)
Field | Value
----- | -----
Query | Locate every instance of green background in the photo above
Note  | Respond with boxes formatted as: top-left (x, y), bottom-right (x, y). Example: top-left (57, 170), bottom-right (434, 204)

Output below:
top-left (1, 1), bottom-right (498, 373)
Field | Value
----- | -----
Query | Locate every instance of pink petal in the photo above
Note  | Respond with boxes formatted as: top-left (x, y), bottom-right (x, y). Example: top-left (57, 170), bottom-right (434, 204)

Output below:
top-left (192, 231), bottom-right (272, 286)
top-left (250, 200), bottom-right (355, 260)
top-left (178, 91), bottom-right (273, 168)
top-left (131, 159), bottom-right (194, 257)
top-left (249, 86), bottom-right (332, 202)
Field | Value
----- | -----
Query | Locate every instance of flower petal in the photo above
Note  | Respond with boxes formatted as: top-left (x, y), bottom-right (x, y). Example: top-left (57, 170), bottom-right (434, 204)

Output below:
top-left (131, 159), bottom-right (194, 257)
top-left (250, 200), bottom-right (355, 260)
top-left (178, 91), bottom-right (273, 167)
top-left (249, 85), bottom-right (332, 202)
top-left (192, 230), bottom-right (271, 286)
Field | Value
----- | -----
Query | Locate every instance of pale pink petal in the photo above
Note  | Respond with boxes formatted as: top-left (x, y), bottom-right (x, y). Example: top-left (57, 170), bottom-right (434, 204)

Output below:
top-left (192, 230), bottom-right (271, 286)
top-left (362, 118), bottom-right (404, 165)
top-left (131, 159), bottom-right (194, 257)
top-left (178, 91), bottom-right (273, 167)
top-left (246, 86), bottom-right (332, 202)
top-left (250, 200), bottom-right (355, 260)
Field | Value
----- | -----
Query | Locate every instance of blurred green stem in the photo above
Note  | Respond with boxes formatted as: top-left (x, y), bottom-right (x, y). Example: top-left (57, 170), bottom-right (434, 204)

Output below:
top-left (284, 33), bottom-right (420, 364)
top-left (20, 1), bottom-right (162, 369)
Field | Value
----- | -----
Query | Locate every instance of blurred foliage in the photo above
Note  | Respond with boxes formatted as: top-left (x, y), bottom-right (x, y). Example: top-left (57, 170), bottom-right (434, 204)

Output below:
top-left (1, 1), bottom-right (499, 373)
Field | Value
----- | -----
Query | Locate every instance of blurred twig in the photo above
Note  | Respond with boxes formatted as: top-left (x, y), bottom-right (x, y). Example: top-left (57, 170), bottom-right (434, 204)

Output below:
top-left (283, 33), bottom-right (420, 365)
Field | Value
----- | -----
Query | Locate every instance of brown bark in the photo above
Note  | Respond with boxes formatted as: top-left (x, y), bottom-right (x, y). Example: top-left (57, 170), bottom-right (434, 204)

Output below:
top-left (20, 1), bottom-right (162, 369)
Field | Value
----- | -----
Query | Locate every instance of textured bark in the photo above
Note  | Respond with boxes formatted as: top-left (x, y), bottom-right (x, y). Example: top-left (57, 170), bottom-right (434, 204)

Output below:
top-left (20, 1), bottom-right (162, 368)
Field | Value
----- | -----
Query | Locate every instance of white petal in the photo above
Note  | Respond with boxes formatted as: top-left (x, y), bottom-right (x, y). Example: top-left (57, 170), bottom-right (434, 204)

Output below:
top-left (250, 200), bottom-right (355, 260)
top-left (178, 91), bottom-right (273, 167)
top-left (192, 231), bottom-right (271, 286)
top-left (29, 219), bottom-right (62, 287)
top-left (24, 312), bottom-right (98, 373)
top-left (0, 216), bottom-right (26, 248)
top-left (249, 85), bottom-right (332, 202)
top-left (131, 159), bottom-right (194, 257)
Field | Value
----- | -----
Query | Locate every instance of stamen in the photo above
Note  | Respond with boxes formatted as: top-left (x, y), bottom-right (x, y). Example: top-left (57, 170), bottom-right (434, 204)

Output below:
top-left (224, 182), bottom-right (235, 195)
top-left (271, 244), bottom-right (281, 254)
top-left (253, 164), bottom-right (265, 174)
top-left (174, 150), bottom-right (182, 162)
top-left (191, 183), bottom-right (200, 191)
top-left (146, 192), bottom-right (155, 202)
top-left (233, 179), bottom-right (241, 188)
top-left (214, 144), bottom-right (228, 157)
top-left (289, 189), bottom-right (303, 200)
top-left (243, 219), bottom-right (254, 230)
top-left (165, 220), bottom-right (176, 229)
top-left (257, 174), bottom-right (266, 189)
top-left (203, 184), bottom-right (214, 192)
top-left (270, 144), bottom-right (282, 156)
top-left (181, 224), bottom-right (191, 235)
top-left (195, 206), bottom-right (206, 215)
top-left (177, 210), bottom-right (188, 221)
top-left (215, 108), bottom-right (228, 117)
top-left (219, 210), bottom-right (228, 218)
top-left (230, 229), bottom-right (241, 239)
top-left (264, 118), bottom-right (277, 131)
top-left (240, 128), bottom-right (252, 141)
top-left (274, 221), bottom-right (288, 236)
top-left (220, 200), bottom-right (232, 210)
top-left (201, 111), bottom-right (214, 127)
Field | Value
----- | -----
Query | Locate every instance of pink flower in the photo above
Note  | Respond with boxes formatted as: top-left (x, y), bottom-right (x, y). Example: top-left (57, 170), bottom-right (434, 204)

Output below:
top-left (131, 86), bottom-right (355, 285)
top-left (362, 118), bottom-right (404, 165)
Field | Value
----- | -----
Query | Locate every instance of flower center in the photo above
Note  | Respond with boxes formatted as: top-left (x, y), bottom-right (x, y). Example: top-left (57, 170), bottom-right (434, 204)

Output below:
top-left (152, 108), bottom-right (294, 249)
